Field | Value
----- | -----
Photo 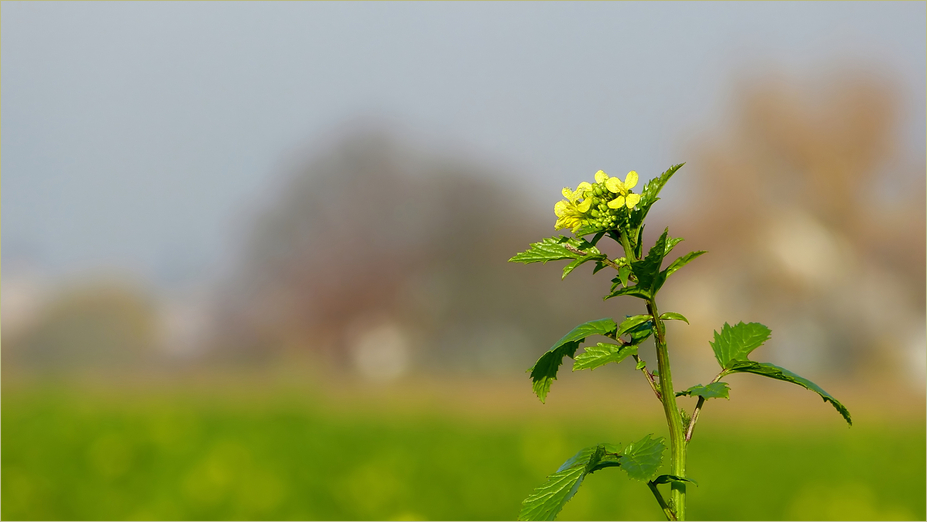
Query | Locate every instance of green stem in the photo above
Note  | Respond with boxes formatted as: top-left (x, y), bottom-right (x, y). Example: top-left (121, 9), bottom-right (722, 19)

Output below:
top-left (648, 298), bottom-right (687, 521)
top-left (618, 229), bottom-right (686, 520)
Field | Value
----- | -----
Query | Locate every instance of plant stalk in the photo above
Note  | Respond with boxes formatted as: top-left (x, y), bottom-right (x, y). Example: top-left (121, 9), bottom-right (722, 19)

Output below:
top-left (619, 229), bottom-right (687, 520)
top-left (648, 298), bottom-right (687, 521)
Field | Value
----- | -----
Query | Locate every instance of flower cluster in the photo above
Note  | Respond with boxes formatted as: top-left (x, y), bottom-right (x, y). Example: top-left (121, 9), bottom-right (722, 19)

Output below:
top-left (554, 170), bottom-right (642, 233)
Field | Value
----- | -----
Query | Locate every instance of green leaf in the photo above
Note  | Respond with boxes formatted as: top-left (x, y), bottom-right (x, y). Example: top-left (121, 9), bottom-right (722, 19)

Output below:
top-left (518, 435), bottom-right (665, 520)
top-left (676, 382), bottom-right (730, 400)
top-left (618, 265), bottom-right (631, 287)
top-left (635, 359), bottom-right (646, 370)
top-left (509, 236), bottom-right (603, 266)
top-left (629, 163), bottom-right (684, 231)
top-left (616, 315), bottom-right (652, 337)
top-left (573, 343), bottom-right (638, 371)
top-left (710, 322), bottom-right (773, 369)
top-left (518, 444), bottom-right (619, 521)
top-left (726, 361), bottom-right (852, 426)
top-left (630, 229), bottom-right (670, 294)
top-left (618, 434), bottom-right (665, 481)
top-left (651, 474), bottom-right (698, 486)
top-left (664, 236), bottom-right (684, 256)
top-left (561, 258), bottom-right (584, 279)
top-left (510, 236), bottom-right (575, 264)
top-left (660, 312), bottom-right (689, 324)
top-left (626, 320), bottom-right (654, 345)
top-left (573, 224), bottom-right (605, 237)
top-left (528, 319), bottom-right (618, 402)
top-left (510, 236), bottom-right (608, 281)
top-left (662, 250), bottom-right (706, 279)
top-left (604, 285), bottom-right (651, 301)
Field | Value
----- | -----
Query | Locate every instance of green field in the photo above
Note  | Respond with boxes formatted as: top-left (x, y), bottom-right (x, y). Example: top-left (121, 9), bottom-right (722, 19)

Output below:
top-left (3, 382), bottom-right (924, 520)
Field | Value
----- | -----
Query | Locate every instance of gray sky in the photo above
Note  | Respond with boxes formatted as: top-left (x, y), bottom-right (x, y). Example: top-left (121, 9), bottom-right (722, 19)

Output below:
top-left (3, 2), bottom-right (924, 287)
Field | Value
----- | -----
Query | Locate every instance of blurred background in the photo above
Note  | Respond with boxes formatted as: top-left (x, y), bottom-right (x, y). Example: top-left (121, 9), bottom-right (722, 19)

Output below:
top-left (2, 2), bottom-right (925, 520)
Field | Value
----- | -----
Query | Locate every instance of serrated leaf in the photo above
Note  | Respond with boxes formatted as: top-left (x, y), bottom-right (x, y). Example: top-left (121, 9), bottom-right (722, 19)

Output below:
top-left (664, 236), bottom-right (684, 256)
top-left (528, 319), bottom-right (617, 402)
top-left (518, 452), bottom-right (590, 521)
top-left (629, 163), bottom-right (684, 232)
top-left (618, 434), bottom-right (665, 481)
top-left (651, 474), bottom-right (698, 486)
top-left (518, 444), bottom-right (618, 521)
top-left (662, 250), bottom-right (706, 279)
top-left (676, 382), bottom-right (730, 400)
top-left (510, 237), bottom-right (575, 264)
top-left (660, 312), bottom-right (689, 324)
top-left (573, 343), bottom-right (638, 371)
top-left (630, 229), bottom-right (669, 294)
top-left (562, 254), bottom-right (605, 280)
top-left (510, 236), bottom-right (603, 265)
top-left (710, 322), bottom-right (773, 369)
top-left (726, 361), bottom-right (852, 425)
top-left (561, 258), bottom-right (583, 279)
top-left (519, 435), bottom-right (667, 520)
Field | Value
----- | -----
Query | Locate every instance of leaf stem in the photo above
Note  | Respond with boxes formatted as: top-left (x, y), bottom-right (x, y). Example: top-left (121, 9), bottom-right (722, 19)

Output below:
top-left (647, 481), bottom-right (678, 521)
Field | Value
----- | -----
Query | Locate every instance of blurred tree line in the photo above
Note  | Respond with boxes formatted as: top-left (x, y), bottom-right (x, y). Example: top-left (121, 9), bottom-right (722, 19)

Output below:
top-left (4, 69), bottom-right (923, 387)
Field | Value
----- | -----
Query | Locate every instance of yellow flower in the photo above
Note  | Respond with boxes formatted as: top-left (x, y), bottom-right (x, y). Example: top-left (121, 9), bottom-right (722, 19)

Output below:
top-left (605, 170), bottom-right (642, 209)
top-left (554, 182), bottom-right (594, 231)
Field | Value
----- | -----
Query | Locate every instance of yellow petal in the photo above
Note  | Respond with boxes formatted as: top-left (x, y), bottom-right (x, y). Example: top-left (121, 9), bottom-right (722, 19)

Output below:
top-left (594, 170), bottom-right (608, 184)
top-left (605, 177), bottom-right (623, 194)
top-left (625, 193), bottom-right (641, 209)
top-left (561, 187), bottom-right (573, 199)
top-left (609, 196), bottom-right (625, 209)
top-left (576, 182), bottom-right (592, 194)
top-left (554, 200), bottom-right (569, 217)
top-left (624, 171), bottom-right (638, 190)
top-left (576, 198), bottom-right (592, 213)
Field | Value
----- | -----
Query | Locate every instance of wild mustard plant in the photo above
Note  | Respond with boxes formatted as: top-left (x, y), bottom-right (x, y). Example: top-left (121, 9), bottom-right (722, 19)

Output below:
top-left (510, 164), bottom-right (852, 521)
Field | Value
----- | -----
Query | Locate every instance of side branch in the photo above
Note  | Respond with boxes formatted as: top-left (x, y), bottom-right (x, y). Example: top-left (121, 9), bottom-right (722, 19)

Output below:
top-left (684, 370), bottom-right (727, 443)
top-left (633, 354), bottom-right (662, 401)
top-left (647, 480), bottom-right (678, 521)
